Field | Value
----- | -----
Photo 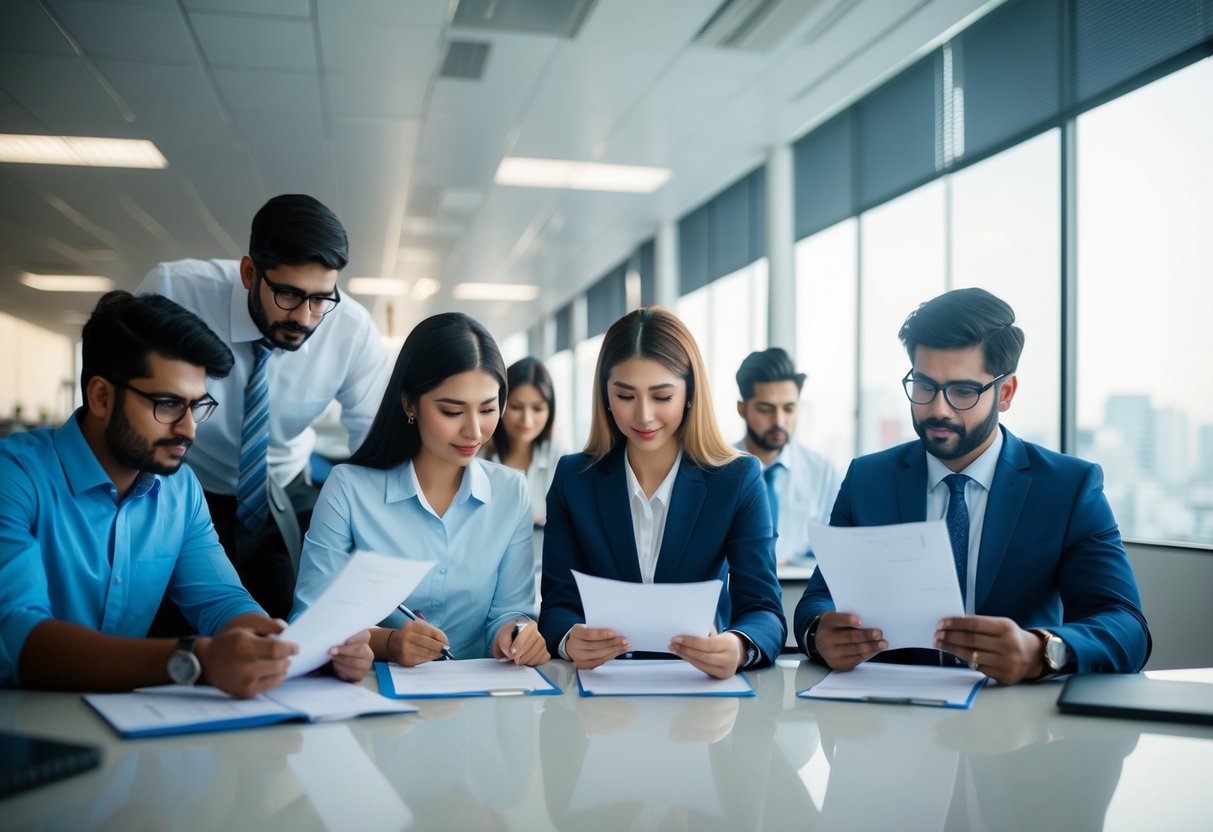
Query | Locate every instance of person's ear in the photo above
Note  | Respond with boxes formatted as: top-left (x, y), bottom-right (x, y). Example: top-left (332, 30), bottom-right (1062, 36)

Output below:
top-left (998, 374), bottom-right (1018, 412)
top-left (239, 256), bottom-right (257, 291)
top-left (85, 376), bottom-right (116, 420)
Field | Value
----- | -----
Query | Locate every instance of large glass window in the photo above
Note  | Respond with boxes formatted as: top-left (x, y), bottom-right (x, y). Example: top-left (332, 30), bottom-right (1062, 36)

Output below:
top-left (795, 219), bottom-right (858, 473)
top-left (573, 334), bottom-right (604, 452)
top-left (676, 260), bottom-right (769, 443)
top-left (951, 129), bottom-right (1062, 451)
top-left (858, 180), bottom-right (947, 454)
top-left (546, 349), bottom-right (576, 452)
top-left (1076, 57), bottom-right (1213, 546)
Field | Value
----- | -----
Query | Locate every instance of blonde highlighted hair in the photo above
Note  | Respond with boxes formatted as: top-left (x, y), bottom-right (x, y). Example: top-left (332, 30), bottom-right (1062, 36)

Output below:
top-left (584, 306), bottom-right (739, 469)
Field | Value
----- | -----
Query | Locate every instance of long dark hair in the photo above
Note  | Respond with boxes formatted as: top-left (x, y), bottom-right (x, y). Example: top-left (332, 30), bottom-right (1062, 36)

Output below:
top-left (490, 357), bottom-right (556, 458)
top-left (348, 312), bottom-right (507, 469)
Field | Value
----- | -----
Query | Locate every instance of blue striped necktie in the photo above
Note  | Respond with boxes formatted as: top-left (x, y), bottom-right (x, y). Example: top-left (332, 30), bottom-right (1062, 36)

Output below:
top-left (236, 339), bottom-right (272, 530)
top-left (944, 474), bottom-right (971, 604)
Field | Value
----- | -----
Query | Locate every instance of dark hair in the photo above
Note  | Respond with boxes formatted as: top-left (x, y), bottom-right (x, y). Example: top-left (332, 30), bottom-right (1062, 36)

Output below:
top-left (898, 287), bottom-right (1025, 376)
top-left (81, 291), bottom-right (234, 397)
top-left (735, 347), bottom-right (806, 401)
top-left (349, 313), bottom-right (507, 469)
top-left (248, 194), bottom-right (348, 272)
top-left (491, 357), bottom-right (556, 458)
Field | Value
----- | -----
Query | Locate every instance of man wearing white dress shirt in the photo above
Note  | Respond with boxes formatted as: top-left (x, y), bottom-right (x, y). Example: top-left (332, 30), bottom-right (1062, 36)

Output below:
top-left (734, 348), bottom-right (841, 567)
top-left (138, 194), bottom-right (388, 621)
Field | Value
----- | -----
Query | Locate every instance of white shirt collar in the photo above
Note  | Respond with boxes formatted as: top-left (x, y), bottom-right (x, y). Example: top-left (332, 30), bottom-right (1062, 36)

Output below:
top-left (624, 447), bottom-right (683, 507)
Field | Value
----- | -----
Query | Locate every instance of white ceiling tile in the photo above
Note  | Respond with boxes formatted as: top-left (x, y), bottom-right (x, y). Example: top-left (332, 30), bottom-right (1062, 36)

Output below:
top-left (185, 0), bottom-right (311, 16)
top-left (98, 60), bottom-right (215, 107)
top-left (317, 0), bottom-right (448, 28)
top-left (189, 12), bottom-right (316, 70)
top-left (0, 0), bottom-right (78, 54)
top-left (213, 67), bottom-right (322, 116)
top-left (49, 1), bottom-right (196, 65)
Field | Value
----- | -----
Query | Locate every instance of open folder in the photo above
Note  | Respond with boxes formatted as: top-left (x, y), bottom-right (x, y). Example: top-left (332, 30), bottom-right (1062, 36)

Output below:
top-left (374, 659), bottom-right (562, 698)
top-left (798, 663), bottom-right (987, 709)
top-left (85, 676), bottom-right (417, 738)
top-left (577, 660), bottom-right (755, 697)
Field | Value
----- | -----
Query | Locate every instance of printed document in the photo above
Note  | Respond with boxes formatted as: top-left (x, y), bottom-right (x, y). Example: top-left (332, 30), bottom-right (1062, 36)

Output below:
top-left (377, 658), bottom-right (559, 697)
top-left (798, 663), bottom-right (986, 708)
top-left (578, 660), bottom-right (754, 697)
top-left (572, 571), bottom-right (721, 653)
top-left (808, 520), bottom-right (964, 650)
top-left (282, 551), bottom-right (434, 677)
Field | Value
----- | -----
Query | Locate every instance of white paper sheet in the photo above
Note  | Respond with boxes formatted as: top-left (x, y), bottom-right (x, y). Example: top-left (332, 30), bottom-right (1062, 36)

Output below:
top-left (282, 550), bottom-right (434, 677)
top-left (265, 676), bottom-right (418, 721)
top-left (578, 660), bottom-right (753, 697)
top-left (572, 571), bottom-right (721, 653)
top-left (382, 658), bottom-right (556, 696)
top-left (799, 663), bottom-right (986, 707)
top-left (808, 520), bottom-right (964, 650)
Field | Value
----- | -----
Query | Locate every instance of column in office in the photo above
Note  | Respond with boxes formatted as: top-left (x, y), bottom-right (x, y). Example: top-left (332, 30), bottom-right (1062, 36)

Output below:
top-left (766, 143), bottom-right (796, 356)
top-left (654, 219), bottom-right (679, 309)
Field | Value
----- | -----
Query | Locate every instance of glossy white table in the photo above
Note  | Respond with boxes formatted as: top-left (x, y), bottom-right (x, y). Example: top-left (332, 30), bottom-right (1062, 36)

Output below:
top-left (2, 661), bottom-right (1210, 831)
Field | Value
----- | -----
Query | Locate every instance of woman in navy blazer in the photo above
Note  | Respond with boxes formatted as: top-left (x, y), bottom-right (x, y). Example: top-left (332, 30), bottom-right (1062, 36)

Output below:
top-left (538, 307), bottom-right (786, 678)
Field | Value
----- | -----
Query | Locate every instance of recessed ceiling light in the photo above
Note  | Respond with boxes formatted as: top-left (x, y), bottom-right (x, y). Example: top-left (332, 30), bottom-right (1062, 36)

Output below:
top-left (452, 282), bottom-right (540, 302)
top-left (410, 278), bottom-right (440, 301)
top-left (495, 157), bottom-right (671, 193)
top-left (19, 272), bottom-right (115, 292)
top-left (0, 134), bottom-right (167, 168)
top-left (348, 277), bottom-right (407, 295)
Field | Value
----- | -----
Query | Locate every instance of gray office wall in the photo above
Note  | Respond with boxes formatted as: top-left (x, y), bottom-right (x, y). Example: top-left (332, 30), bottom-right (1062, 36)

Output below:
top-left (1129, 543), bottom-right (1213, 670)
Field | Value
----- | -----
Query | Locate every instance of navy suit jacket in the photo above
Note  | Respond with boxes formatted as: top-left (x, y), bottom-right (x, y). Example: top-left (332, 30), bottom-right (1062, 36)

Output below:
top-left (539, 446), bottom-right (787, 664)
top-left (794, 427), bottom-right (1150, 674)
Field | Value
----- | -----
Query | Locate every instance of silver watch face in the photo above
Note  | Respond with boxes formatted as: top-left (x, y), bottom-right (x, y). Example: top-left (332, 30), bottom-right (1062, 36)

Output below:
top-left (168, 649), bottom-right (201, 685)
top-left (1045, 635), bottom-right (1068, 670)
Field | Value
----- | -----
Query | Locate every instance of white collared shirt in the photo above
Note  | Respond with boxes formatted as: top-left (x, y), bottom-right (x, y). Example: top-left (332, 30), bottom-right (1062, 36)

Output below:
top-left (624, 448), bottom-right (683, 583)
top-left (924, 427), bottom-right (1004, 614)
top-left (138, 259), bottom-right (389, 493)
top-left (734, 438), bottom-right (842, 563)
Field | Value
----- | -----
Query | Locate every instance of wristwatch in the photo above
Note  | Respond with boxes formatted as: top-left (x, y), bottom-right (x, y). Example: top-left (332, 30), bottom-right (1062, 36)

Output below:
top-left (167, 635), bottom-right (201, 686)
top-left (1031, 629), bottom-right (1070, 677)
top-left (805, 614), bottom-right (826, 662)
top-left (731, 631), bottom-right (760, 669)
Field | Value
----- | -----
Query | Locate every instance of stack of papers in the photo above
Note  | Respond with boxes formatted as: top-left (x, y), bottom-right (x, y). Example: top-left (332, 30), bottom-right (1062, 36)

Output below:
top-left (375, 659), bottom-right (561, 698)
top-left (578, 660), bottom-right (755, 697)
top-left (85, 676), bottom-right (418, 737)
top-left (798, 663), bottom-right (986, 709)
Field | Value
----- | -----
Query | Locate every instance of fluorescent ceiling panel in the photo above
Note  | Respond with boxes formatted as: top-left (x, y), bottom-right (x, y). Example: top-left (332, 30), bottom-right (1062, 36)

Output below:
top-left (19, 273), bottom-right (115, 292)
top-left (452, 282), bottom-right (540, 301)
top-left (0, 134), bottom-right (167, 168)
top-left (495, 157), bottom-right (671, 193)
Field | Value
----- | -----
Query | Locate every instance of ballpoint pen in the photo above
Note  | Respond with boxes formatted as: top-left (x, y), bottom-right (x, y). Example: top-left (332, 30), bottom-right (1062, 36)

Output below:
top-left (396, 603), bottom-right (456, 661)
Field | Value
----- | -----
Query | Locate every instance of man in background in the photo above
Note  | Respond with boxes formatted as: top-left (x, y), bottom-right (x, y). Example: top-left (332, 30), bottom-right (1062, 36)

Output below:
top-left (138, 194), bottom-right (388, 620)
top-left (735, 347), bottom-right (841, 567)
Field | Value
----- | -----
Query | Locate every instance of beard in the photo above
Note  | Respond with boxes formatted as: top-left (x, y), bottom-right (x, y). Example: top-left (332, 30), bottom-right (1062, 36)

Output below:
top-left (249, 285), bottom-right (315, 352)
top-left (913, 403), bottom-right (999, 462)
top-left (746, 423), bottom-right (790, 453)
top-left (106, 403), bottom-right (190, 476)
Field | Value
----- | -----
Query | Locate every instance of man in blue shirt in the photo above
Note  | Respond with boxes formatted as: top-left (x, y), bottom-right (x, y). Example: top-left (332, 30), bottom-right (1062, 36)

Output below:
top-left (0, 291), bottom-right (369, 696)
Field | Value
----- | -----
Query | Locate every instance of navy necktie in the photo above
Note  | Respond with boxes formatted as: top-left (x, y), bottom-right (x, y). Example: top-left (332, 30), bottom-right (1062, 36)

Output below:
top-left (236, 340), bottom-right (272, 530)
top-left (763, 465), bottom-right (780, 534)
top-left (944, 474), bottom-right (971, 604)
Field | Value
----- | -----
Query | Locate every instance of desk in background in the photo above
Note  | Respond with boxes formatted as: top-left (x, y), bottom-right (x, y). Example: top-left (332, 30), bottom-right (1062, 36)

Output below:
top-left (2, 662), bottom-right (1209, 830)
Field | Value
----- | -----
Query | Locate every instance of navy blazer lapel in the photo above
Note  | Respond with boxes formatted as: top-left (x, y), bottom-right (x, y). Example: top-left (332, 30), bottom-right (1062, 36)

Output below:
top-left (654, 461), bottom-right (707, 581)
top-left (975, 428), bottom-right (1031, 609)
top-left (594, 448), bottom-right (643, 583)
top-left (896, 442), bottom-right (928, 522)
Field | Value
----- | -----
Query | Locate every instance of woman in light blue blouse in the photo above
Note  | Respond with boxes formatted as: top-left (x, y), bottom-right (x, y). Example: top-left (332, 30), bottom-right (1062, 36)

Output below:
top-left (291, 313), bottom-right (550, 666)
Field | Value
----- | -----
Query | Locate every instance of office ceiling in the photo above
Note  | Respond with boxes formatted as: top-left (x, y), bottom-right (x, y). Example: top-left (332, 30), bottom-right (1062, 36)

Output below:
top-left (0, 0), bottom-right (997, 341)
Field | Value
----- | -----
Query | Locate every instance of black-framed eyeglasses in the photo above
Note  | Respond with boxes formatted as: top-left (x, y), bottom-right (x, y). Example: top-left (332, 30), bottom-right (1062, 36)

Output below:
top-left (114, 381), bottom-right (219, 424)
top-left (901, 370), bottom-right (1008, 411)
top-left (256, 268), bottom-right (341, 316)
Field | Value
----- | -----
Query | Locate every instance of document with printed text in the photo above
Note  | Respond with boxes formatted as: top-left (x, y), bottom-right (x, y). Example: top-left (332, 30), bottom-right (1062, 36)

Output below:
top-left (577, 660), bottom-right (755, 697)
top-left (798, 663), bottom-right (986, 709)
top-left (375, 658), bottom-right (561, 698)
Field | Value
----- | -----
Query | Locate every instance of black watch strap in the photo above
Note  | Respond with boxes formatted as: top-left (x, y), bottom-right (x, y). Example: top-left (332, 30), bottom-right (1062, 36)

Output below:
top-left (806, 614), bottom-right (826, 661)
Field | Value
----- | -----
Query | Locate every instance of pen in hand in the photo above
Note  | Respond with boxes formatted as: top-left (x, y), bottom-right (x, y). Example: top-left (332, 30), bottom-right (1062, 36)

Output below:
top-left (396, 603), bottom-right (456, 661)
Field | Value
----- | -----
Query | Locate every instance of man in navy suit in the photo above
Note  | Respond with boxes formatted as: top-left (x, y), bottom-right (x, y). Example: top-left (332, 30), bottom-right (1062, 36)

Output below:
top-left (795, 288), bottom-right (1150, 685)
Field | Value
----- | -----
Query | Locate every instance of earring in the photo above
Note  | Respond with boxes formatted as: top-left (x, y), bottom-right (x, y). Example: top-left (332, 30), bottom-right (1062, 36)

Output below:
top-left (686, 401), bottom-right (692, 409)
top-left (407, 412), bottom-right (415, 425)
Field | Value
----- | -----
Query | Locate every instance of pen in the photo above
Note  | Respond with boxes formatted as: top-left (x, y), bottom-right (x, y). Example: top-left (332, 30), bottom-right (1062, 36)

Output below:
top-left (396, 603), bottom-right (456, 661)
top-left (511, 620), bottom-right (529, 641)
top-left (859, 696), bottom-right (948, 706)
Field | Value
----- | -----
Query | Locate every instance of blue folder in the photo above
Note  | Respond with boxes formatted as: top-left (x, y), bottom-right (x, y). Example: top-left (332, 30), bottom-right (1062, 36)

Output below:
top-left (374, 660), bottom-right (562, 698)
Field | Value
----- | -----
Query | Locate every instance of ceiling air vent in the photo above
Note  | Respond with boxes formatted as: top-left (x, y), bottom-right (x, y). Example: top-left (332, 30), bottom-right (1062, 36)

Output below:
top-left (694, 0), bottom-right (826, 52)
top-left (451, 0), bottom-right (597, 39)
top-left (440, 40), bottom-right (491, 80)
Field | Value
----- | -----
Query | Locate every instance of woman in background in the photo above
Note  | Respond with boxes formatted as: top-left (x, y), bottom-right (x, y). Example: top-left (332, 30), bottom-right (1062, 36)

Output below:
top-left (483, 357), bottom-right (565, 602)
top-left (292, 312), bottom-right (549, 667)
top-left (538, 307), bottom-right (785, 679)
